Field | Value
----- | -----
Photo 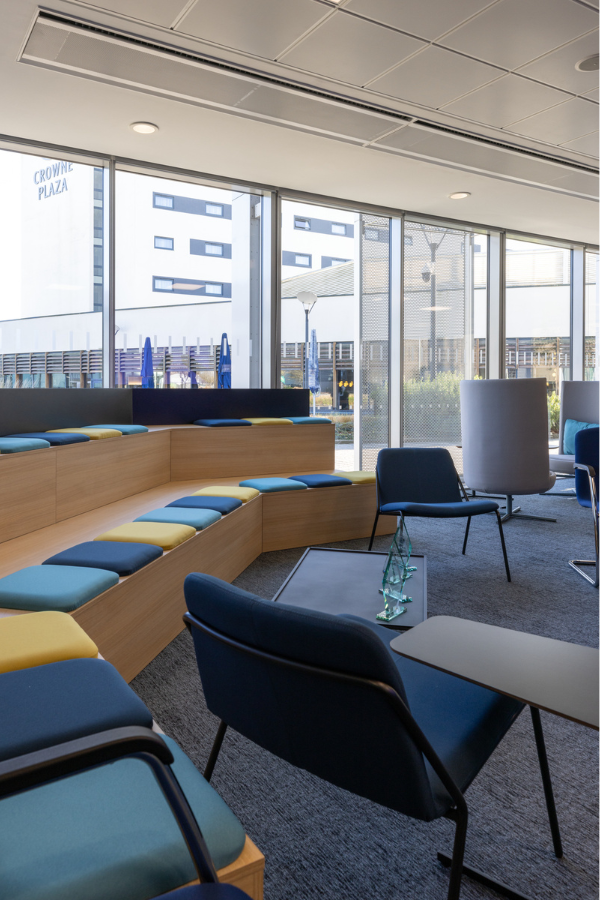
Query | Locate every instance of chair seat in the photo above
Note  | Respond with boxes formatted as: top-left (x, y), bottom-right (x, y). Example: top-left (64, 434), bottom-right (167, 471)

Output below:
top-left (167, 496), bottom-right (242, 515)
top-left (95, 522), bottom-right (196, 551)
top-left (43, 541), bottom-right (163, 576)
top-left (289, 473), bottom-right (352, 488)
top-left (0, 565), bottom-right (118, 612)
top-left (238, 477), bottom-right (307, 493)
top-left (241, 418), bottom-right (293, 426)
top-left (0, 438), bottom-right (50, 453)
top-left (3, 432), bottom-right (91, 445)
top-left (0, 611), bottom-right (98, 674)
top-left (156, 886), bottom-right (251, 899)
top-left (380, 499), bottom-right (498, 518)
top-left (86, 424), bottom-right (149, 435)
top-left (0, 658), bottom-right (152, 761)
top-left (47, 428), bottom-right (122, 440)
top-left (333, 470), bottom-right (375, 484)
top-left (0, 734), bottom-right (246, 900)
top-left (549, 453), bottom-right (574, 475)
top-left (192, 486), bottom-right (259, 503)
top-left (285, 417), bottom-right (332, 425)
top-left (193, 419), bottom-right (251, 427)
top-left (135, 508), bottom-right (222, 530)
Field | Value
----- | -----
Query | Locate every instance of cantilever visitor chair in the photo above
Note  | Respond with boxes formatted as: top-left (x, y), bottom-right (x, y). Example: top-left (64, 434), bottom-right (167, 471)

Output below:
top-left (368, 447), bottom-right (510, 582)
top-left (183, 573), bottom-right (563, 900)
top-left (569, 426), bottom-right (599, 587)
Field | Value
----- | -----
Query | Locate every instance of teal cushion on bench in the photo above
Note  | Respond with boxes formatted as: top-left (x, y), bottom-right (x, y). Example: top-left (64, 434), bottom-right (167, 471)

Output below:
top-left (239, 477), bottom-right (308, 493)
top-left (134, 508), bottom-right (222, 530)
top-left (43, 542), bottom-right (163, 576)
top-left (0, 733), bottom-right (246, 900)
top-left (289, 473), bottom-right (352, 488)
top-left (0, 438), bottom-right (50, 453)
top-left (0, 566), bottom-right (118, 612)
top-left (286, 416), bottom-right (332, 424)
top-left (193, 418), bottom-right (252, 427)
top-left (4, 432), bottom-right (90, 446)
top-left (564, 418), bottom-right (596, 455)
top-left (87, 424), bottom-right (149, 435)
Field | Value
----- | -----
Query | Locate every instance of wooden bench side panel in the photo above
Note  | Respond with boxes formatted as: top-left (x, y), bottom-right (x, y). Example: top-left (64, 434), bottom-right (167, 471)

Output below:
top-left (0, 450), bottom-right (56, 542)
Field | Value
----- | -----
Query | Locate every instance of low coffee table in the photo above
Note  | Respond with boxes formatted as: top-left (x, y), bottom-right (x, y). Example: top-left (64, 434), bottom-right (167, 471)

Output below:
top-left (273, 547), bottom-right (427, 629)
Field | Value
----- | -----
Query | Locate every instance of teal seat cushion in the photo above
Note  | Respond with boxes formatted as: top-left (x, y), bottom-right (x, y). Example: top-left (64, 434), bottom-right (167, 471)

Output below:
top-left (286, 417), bottom-right (332, 424)
top-left (0, 438), bottom-right (50, 453)
top-left (238, 477), bottom-right (308, 493)
top-left (134, 508), bottom-right (222, 530)
top-left (564, 418), bottom-right (596, 455)
top-left (87, 424), bottom-right (149, 435)
top-left (0, 734), bottom-right (246, 900)
top-left (0, 566), bottom-right (118, 612)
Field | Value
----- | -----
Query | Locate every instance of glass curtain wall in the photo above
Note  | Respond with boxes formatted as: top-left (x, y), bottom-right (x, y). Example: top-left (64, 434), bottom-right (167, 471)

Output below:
top-left (115, 170), bottom-right (261, 388)
top-left (0, 148), bottom-right (104, 387)
top-left (585, 250), bottom-right (599, 380)
top-left (402, 222), bottom-right (487, 452)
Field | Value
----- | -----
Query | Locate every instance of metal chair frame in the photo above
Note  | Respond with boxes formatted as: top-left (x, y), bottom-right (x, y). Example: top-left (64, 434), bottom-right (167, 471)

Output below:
top-left (569, 461), bottom-right (599, 588)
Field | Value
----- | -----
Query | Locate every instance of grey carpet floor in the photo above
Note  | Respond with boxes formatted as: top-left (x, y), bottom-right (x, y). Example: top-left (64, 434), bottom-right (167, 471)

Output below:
top-left (132, 485), bottom-right (598, 900)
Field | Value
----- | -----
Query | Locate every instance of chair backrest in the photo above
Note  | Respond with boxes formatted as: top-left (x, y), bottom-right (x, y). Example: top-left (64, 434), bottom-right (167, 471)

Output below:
top-left (184, 573), bottom-right (440, 822)
top-left (575, 426), bottom-right (599, 509)
top-left (460, 378), bottom-right (553, 495)
top-left (375, 447), bottom-right (462, 507)
top-left (558, 381), bottom-right (600, 454)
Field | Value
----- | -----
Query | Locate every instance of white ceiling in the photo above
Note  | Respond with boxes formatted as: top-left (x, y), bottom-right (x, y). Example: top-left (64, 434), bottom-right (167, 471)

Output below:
top-left (0, 0), bottom-right (598, 243)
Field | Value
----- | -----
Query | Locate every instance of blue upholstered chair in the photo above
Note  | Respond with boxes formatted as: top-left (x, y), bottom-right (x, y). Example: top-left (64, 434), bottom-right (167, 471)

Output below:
top-left (569, 426), bottom-right (599, 587)
top-left (183, 573), bottom-right (563, 900)
top-left (368, 448), bottom-right (511, 582)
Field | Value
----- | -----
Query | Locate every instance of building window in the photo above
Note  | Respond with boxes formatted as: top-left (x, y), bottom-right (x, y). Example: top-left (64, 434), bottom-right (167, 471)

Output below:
top-left (331, 222), bottom-right (347, 236)
top-left (154, 236), bottom-right (174, 250)
top-left (153, 193), bottom-right (174, 209)
top-left (404, 235), bottom-right (413, 246)
top-left (205, 283), bottom-right (223, 295)
top-left (365, 227), bottom-right (380, 241)
top-left (205, 242), bottom-right (224, 256)
top-left (153, 277), bottom-right (174, 291)
top-left (205, 203), bottom-right (223, 217)
top-left (294, 216), bottom-right (311, 230)
top-left (295, 254), bottom-right (311, 267)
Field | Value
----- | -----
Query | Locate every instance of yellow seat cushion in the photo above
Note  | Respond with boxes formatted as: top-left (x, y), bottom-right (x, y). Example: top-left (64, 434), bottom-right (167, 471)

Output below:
top-left (94, 522), bottom-right (195, 550)
top-left (0, 611), bottom-right (98, 674)
top-left (242, 418), bottom-right (294, 426)
top-left (192, 486), bottom-right (260, 503)
top-left (333, 470), bottom-right (376, 484)
top-left (47, 428), bottom-right (122, 440)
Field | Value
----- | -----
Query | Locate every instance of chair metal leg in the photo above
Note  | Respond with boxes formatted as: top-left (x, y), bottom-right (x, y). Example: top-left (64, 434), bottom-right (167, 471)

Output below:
top-left (530, 707), bottom-right (563, 858)
top-left (204, 720), bottom-right (227, 782)
top-left (368, 511), bottom-right (380, 551)
top-left (462, 517), bottom-right (471, 555)
top-left (496, 511), bottom-right (511, 582)
top-left (501, 494), bottom-right (556, 524)
top-left (569, 498), bottom-right (599, 586)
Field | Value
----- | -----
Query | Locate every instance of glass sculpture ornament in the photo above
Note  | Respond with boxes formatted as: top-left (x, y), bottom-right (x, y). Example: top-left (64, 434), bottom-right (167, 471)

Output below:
top-left (377, 518), bottom-right (417, 622)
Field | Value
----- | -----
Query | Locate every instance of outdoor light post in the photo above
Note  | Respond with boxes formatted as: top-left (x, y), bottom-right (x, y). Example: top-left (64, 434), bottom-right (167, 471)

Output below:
top-left (297, 291), bottom-right (318, 389)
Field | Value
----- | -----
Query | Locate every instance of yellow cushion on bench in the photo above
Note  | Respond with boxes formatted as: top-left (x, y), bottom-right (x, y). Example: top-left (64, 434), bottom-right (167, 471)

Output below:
top-left (333, 470), bottom-right (376, 484)
top-left (94, 522), bottom-right (196, 550)
top-left (0, 611), bottom-right (98, 674)
top-left (47, 428), bottom-right (122, 440)
top-left (242, 418), bottom-right (294, 426)
top-left (192, 486), bottom-right (260, 503)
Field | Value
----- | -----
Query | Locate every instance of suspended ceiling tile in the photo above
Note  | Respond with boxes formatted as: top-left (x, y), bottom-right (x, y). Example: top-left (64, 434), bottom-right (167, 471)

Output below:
top-left (235, 85), bottom-right (398, 140)
top-left (279, 12), bottom-right (425, 86)
top-left (442, 74), bottom-right (569, 128)
top-left (559, 131), bottom-right (599, 157)
top-left (517, 30), bottom-right (599, 95)
top-left (176, 0), bottom-right (330, 60)
top-left (84, 0), bottom-right (191, 27)
top-left (549, 170), bottom-right (599, 196)
top-left (510, 97), bottom-right (599, 144)
top-left (583, 88), bottom-right (600, 102)
top-left (344, 0), bottom-right (496, 41)
top-left (368, 45), bottom-right (503, 109)
top-left (440, 0), bottom-right (599, 70)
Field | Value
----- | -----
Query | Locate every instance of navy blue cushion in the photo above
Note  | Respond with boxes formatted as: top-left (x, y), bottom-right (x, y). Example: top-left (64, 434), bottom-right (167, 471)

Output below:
top-left (156, 887), bottom-right (251, 899)
top-left (4, 432), bottom-right (91, 445)
top-left (289, 474), bottom-right (352, 488)
top-left (0, 658), bottom-right (152, 762)
top-left (193, 419), bottom-right (251, 427)
top-left (380, 499), bottom-right (498, 518)
top-left (167, 496), bottom-right (242, 514)
top-left (43, 541), bottom-right (163, 576)
top-left (575, 426), bottom-right (599, 509)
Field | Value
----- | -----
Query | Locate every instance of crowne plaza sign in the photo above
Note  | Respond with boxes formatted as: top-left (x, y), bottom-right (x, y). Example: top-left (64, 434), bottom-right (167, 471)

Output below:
top-left (33, 160), bottom-right (74, 199)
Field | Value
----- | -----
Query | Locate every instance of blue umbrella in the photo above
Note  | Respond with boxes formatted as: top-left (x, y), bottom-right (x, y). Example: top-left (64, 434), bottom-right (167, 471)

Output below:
top-left (308, 328), bottom-right (319, 414)
top-left (140, 337), bottom-right (154, 389)
top-left (217, 333), bottom-right (231, 389)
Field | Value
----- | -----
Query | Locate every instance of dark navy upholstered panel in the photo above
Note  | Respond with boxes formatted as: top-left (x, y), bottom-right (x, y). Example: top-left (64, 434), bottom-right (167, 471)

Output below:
top-left (575, 426), bottom-right (599, 509)
top-left (0, 389), bottom-right (132, 436)
top-left (132, 389), bottom-right (310, 425)
top-left (193, 419), bottom-right (251, 427)
top-left (376, 448), bottom-right (462, 506)
top-left (43, 541), bottom-right (163, 576)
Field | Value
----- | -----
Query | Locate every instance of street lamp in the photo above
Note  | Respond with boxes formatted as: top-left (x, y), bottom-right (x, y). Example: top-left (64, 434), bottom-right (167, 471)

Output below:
top-left (297, 291), bottom-right (318, 389)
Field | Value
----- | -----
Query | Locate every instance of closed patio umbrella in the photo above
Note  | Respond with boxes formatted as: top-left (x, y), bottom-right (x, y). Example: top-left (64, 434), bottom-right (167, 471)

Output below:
top-left (140, 337), bottom-right (154, 388)
top-left (217, 333), bottom-right (231, 389)
top-left (308, 328), bottom-right (319, 415)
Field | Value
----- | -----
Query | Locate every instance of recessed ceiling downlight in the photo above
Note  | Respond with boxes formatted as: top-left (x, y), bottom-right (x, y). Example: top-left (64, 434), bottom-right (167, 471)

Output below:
top-left (131, 122), bottom-right (158, 134)
top-left (576, 55), bottom-right (599, 72)
top-left (449, 191), bottom-right (471, 200)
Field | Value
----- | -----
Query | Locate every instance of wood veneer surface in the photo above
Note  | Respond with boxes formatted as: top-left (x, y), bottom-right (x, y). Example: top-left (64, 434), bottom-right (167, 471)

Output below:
top-left (0, 449), bottom-right (56, 543)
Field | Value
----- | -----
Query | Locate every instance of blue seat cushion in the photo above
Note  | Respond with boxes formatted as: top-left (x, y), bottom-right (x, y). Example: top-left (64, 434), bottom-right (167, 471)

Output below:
top-left (289, 473), bottom-right (352, 488)
top-left (134, 508), bottom-right (222, 530)
top-left (167, 496), bottom-right (242, 515)
top-left (0, 733), bottom-right (246, 900)
top-left (193, 419), bottom-right (252, 427)
top-left (87, 424), bottom-right (149, 435)
top-left (285, 416), bottom-right (332, 424)
top-left (0, 658), bottom-right (152, 762)
top-left (0, 565), bottom-right (119, 612)
top-left (3, 432), bottom-right (91, 445)
top-left (380, 499), bottom-right (498, 518)
top-left (156, 887), bottom-right (250, 899)
top-left (238, 477), bottom-right (308, 493)
top-left (43, 541), bottom-right (163, 576)
top-left (0, 438), bottom-right (50, 453)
